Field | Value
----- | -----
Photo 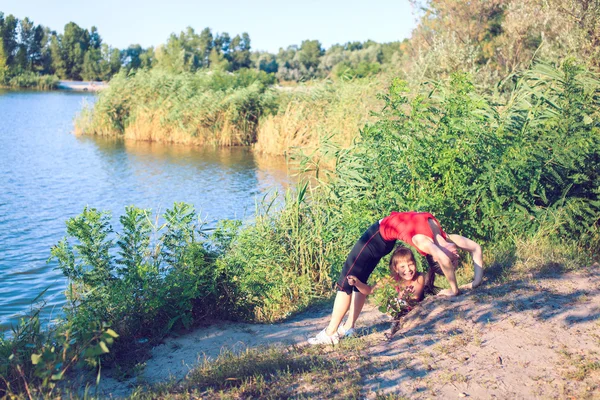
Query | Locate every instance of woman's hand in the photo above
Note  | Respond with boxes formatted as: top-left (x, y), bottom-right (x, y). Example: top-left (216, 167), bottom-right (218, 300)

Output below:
top-left (347, 275), bottom-right (358, 286)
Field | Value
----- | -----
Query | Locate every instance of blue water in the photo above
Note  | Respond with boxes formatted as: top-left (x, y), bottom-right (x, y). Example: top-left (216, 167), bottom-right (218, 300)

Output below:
top-left (0, 90), bottom-right (291, 330)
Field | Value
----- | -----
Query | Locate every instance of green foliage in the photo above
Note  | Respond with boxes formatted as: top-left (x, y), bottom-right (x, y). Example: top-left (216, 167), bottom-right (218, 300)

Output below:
top-left (77, 68), bottom-right (279, 144)
top-left (0, 298), bottom-right (117, 397)
top-left (333, 61), bottom-right (382, 80)
top-left (1, 71), bottom-right (59, 89)
top-left (373, 279), bottom-right (416, 319)
top-left (329, 61), bottom-right (600, 244)
top-left (49, 204), bottom-right (222, 361)
top-left (213, 182), bottom-right (353, 322)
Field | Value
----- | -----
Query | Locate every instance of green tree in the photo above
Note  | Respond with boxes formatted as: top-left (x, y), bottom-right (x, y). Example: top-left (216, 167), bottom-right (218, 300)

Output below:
top-left (139, 46), bottom-right (154, 69)
top-left (154, 35), bottom-right (194, 72)
top-left (0, 40), bottom-right (7, 80)
top-left (123, 44), bottom-right (143, 70)
top-left (228, 33), bottom-right (251, 70)
top-left (82, 47), bottom-right (101, 80)
top-left (208, 47), bottom-right (229, 70)
top-left (62, 22), bottom-right (90, 79)
top-left (38, 26), bottom-right (54, 74)
top-left (197, 27), bottom-right (213, 67)
top-left (89, 26), bottom-right (102, 50)
top-left (49, 32), bottom-right (66, 78)
top-left (214, 32), bottom-right (231, 55)
top-left (109, 47), bottom-right (122, 74)
top-left (254, 51), bottom-right (278, 73)
top-left (0, 13), bottom-right (19, 68)
top-left (297, 39), bottom-right (323, 71)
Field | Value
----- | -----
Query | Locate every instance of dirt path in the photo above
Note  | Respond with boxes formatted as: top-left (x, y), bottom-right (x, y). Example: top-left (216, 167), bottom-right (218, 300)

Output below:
top-left (90, 267), bottom-right (600, 399)
top-left (364, 267), bottom-right (600, 398)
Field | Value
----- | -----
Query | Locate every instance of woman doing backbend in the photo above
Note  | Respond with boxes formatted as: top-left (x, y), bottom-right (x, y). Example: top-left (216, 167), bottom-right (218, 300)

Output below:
top-left (308, 211), bottom-right (483, 345)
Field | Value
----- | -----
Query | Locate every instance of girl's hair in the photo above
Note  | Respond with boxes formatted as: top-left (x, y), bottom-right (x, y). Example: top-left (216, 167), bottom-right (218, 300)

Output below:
top-left (389, 246), bottom-right (416, 280)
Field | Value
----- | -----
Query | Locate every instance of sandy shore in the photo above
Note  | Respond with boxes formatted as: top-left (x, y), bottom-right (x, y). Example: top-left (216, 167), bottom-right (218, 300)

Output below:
top-left (57, 80), bottom-right (108, 92)
top-left (68, 266), bottom-right (600, 398)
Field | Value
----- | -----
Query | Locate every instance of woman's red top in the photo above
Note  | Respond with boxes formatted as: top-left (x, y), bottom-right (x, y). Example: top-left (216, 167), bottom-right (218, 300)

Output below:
top-left (379, 211), bottom-right (447, 255)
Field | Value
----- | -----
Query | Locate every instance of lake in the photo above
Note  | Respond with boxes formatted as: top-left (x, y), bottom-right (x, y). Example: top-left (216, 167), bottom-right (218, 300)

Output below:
top-left (0, 90), bottom-right (293, 330)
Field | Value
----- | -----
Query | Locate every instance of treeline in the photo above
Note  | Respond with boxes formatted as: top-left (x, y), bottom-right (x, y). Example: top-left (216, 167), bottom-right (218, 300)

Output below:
top-left (150, 28), bottom-right (405, 81)
top-left (0, 12), bottom-right (133, 82)
top-left (0, 10), bottom-right (406, 86)
top-left (2, 0), bottom-right (599, 88)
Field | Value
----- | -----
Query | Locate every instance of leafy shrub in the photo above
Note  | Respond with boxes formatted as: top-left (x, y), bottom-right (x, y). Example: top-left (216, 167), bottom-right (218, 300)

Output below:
top-left (0, 300), bottom-right (116, 397)
top-left (328, 60), bottom-right (600, 245)
top-left (332, 61), bottom-right (382, 80)
top-left (50, 203), bottom-right (222, 360)
top-left (214, 184), bottom-right (342, 322)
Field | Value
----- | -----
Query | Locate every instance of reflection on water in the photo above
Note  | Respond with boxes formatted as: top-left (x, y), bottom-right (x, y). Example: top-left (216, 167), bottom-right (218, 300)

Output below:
top-left (0, 91), bottom-right (293, 330)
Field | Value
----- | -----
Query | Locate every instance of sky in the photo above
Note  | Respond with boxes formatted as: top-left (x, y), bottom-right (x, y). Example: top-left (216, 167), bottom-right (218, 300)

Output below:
top-left (0, 0), bottom-right (417, 53)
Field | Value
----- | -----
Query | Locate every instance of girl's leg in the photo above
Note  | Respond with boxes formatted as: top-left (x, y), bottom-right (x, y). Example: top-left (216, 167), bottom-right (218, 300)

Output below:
top-left (325, 291), bottom-right (352, 336)
top-left (343, 291), bottom-right (366, 330)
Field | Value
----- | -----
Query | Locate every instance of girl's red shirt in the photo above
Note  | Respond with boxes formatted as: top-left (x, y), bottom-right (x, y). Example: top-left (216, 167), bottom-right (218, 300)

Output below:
top-left (379, 211), bottom-right (447, 255)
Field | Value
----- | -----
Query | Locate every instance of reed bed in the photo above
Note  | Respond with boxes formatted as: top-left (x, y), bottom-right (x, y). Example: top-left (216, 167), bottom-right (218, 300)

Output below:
top-left (75, 69), bottom-right (278, 146)
top-left (1, 72), bottom-right (59, 90)
top-left (253, 78), bottom-right (384, 156)
top-left (76, 70), bottom-right (385, 156)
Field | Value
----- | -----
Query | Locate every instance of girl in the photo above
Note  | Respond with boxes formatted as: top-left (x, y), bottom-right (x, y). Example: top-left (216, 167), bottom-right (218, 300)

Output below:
top-left (342, 246), bottom-right (425, 338)
top-left (308, 211), bottom-right (483, 345)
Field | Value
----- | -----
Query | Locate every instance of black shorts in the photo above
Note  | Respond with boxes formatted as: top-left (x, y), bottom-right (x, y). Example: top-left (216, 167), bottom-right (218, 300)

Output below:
top-left (336, 222), bottom-right (396, 294)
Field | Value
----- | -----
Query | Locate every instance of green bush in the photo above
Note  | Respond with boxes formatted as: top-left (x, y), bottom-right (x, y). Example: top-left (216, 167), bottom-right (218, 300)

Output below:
top-left (332, 61), bottom-right (382, 80)
top-left (50, 203), bottom-right (223, 359)
top-left (0, 301), bottom-right (116, 397)
top-left (214, 184), bottom-right (344, 322)
top-left (328, 60), bottom-right (600, 245)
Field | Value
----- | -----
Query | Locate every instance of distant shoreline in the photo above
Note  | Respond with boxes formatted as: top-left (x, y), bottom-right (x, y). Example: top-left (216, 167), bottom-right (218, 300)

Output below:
top-left (57, 80), bottom-right (108, 92)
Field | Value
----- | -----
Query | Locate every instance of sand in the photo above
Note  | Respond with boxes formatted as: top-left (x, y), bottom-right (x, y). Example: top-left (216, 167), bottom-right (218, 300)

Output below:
top-left (81, 266), bottom-right (600, 399)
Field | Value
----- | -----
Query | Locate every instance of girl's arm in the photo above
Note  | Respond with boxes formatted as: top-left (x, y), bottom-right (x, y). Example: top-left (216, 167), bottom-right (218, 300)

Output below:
top-left (398, 273), bottom-right (426, 302)
top-left (347, 275), bottom-right (374, 295)
top-left (447, 234), bottom-right (483, 288)
top-left (410, 273), bottom-right (426, 301)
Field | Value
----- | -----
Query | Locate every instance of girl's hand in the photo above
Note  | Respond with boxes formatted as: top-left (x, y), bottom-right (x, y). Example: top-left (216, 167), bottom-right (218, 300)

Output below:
top-left (347, 275), bottom-right (357, 286)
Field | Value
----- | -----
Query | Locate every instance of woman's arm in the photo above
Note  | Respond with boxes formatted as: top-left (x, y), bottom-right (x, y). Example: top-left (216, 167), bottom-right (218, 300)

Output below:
top-left (347, 275), bottom-right (374, 295)
top-left (448, 234), bottom-right (483, 288)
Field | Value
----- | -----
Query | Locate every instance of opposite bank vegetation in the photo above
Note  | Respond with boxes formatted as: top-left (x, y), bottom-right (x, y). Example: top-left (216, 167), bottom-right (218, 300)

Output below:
top-left (2, 0), bottom-right (600, 397)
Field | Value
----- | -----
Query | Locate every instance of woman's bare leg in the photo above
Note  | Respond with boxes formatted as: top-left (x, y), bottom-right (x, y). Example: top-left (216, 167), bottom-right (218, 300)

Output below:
top-left (344, 291), bottom-right (366, 330)
top-left (325, 291), bottom-right (352, 336)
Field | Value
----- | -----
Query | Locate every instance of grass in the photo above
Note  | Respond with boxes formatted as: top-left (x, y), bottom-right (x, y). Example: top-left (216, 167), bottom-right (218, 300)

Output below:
top-left (74, 69), bottom-right (277, 147)
top-left (75, 69), bottom-right (385, 157)
top-left (254, 77), bottom-right (384, 157)
top-left (558, 347), bottom-right (600, 382)
top-left (128, 338), bottom-right (371, 399)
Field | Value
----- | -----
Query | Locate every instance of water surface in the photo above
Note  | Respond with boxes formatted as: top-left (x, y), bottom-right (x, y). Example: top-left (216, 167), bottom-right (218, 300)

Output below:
top-left (0, 90), bottom-right (292, 329)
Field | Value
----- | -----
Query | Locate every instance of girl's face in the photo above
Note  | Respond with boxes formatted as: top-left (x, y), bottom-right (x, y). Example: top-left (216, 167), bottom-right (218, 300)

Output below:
top-left (394, 258), bottom-right (416, 281)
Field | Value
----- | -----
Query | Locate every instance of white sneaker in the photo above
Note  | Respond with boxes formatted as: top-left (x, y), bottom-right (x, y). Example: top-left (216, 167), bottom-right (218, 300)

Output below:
top-left (307, 328), bottom-right (339, 345)
top-left (337, 326), bottom-right (356, 338)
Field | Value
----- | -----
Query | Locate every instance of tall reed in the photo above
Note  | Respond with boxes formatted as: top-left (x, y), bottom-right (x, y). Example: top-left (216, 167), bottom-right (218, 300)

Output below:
top-left (1, 72), bottom-right (59, 90)
top-left (253, 78), bottom-right (384, 156)
top-left (75, 69), bottom-right (278, 146)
